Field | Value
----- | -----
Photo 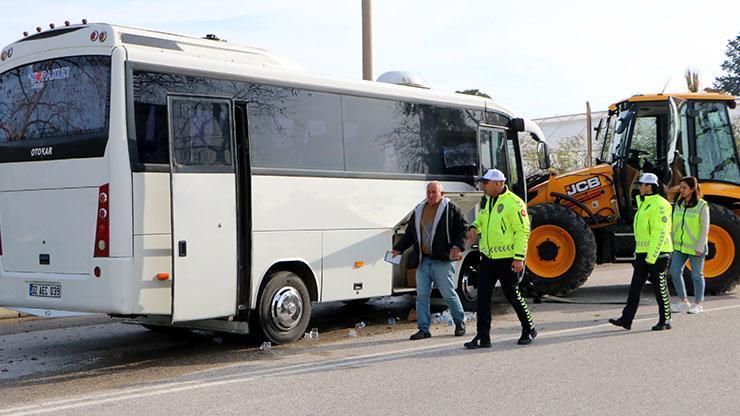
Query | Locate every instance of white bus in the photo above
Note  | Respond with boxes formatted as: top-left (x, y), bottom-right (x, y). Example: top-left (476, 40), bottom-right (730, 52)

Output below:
top-left (0, 23), bottom-right (548, 343)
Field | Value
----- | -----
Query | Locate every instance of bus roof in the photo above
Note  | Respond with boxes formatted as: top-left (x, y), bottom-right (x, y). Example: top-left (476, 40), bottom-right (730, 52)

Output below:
top-left (0, 22), bottom-right (515, 118)
top-left (1, 22), bottom-right (307, 70)
top-left (608, 92), bottom-right (737, 111)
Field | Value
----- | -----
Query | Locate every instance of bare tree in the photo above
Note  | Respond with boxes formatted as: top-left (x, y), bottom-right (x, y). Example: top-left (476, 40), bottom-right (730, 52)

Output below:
top-left (685, 68), bottom-right (700, 92)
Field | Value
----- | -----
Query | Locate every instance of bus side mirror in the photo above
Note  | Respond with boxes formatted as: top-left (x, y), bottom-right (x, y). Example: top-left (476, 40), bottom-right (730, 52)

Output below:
top-left (537, 141), bottom-right (551, 170)
top-left (727, 100), bottom-right (736, 110)
top-left (509, 118), bottom-right (526, 132)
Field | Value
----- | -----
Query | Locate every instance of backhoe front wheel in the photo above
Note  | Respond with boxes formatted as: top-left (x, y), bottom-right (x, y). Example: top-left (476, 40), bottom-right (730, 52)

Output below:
top-left (525, 204), bottom-right (596, 296)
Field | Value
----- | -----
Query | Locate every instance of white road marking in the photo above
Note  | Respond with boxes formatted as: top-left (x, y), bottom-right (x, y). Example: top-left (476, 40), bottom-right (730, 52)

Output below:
top-left (2, 303), bottom-right (739, 416)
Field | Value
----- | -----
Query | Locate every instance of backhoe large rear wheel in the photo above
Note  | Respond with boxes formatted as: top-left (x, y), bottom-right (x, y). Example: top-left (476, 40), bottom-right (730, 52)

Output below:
top-left (678, 204), bottom-right (739, 296)
top-left (524, 204), bottom-right (596, 296)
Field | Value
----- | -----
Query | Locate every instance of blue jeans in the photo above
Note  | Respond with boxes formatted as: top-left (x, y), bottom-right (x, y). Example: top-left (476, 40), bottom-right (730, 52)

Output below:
top-left (669, 250), bottom-right (706, 303)
top-left (415, 257), bottom-right (465, 332)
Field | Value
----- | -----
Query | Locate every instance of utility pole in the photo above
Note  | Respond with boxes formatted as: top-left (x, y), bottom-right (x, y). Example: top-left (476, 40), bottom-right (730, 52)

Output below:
top-left (586, 101), bottom-right (593, 167)
top-left (362, 0), bottom-right (373, 81)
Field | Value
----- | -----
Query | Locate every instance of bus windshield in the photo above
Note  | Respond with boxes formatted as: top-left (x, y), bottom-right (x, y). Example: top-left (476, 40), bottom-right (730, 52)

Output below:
top-left (0, 55), bottom-right (111, 162)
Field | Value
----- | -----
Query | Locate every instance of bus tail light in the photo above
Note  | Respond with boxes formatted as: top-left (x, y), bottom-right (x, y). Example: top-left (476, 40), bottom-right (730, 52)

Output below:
top-left (156, 273), bottom-right (170, 281)
top-left (93, 183), bottom-right (109, 257)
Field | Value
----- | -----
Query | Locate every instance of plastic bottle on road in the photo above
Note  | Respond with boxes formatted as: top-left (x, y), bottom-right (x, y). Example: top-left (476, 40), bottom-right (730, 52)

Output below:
top-left (441, 310), bottom-right (453, 325)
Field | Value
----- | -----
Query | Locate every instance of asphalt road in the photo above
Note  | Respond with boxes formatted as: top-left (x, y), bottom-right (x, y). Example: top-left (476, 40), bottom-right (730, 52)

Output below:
top-left (0, 264), bottom-right (738, 415)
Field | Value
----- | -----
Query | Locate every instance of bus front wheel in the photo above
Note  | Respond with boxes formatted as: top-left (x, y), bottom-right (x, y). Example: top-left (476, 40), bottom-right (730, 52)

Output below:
top-left (257, 271), bottom-right (312, 344)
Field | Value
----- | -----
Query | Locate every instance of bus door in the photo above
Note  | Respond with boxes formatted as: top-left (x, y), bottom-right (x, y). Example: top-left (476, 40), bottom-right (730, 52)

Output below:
top-left (479, 126), bottom-right (509, 176)
top-left (167, 95), bottom-right (238, 322)
top-left (479, 125), bottom-right (523, 197)
top-left (234, 101), bottom-right (252, 318)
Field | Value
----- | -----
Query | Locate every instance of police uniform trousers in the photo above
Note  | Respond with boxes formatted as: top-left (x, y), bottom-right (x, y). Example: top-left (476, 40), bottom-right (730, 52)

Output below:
top-left (621, 253), bottom-right (672, 324)
top-left (476, 255), bottom-right (534, 341)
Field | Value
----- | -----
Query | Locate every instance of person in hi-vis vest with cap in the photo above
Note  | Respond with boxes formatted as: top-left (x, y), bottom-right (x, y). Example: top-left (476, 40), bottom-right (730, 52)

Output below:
top-left (464, 168), bottom-right (537, 349)
top-left (610, 172), bottom-right (674, 331)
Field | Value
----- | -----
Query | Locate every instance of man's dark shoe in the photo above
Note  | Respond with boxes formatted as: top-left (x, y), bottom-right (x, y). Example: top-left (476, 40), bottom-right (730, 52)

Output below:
top-left (609, 317), bottom-right (632, 330)
top-left (651, 322), bottom-right (672, 331)
top-left (454, 322), bottom-right (466, 337)
top-left (517, 327), bottom-right (538, 345)
top-left (464, 336), bottom-right (491, 349)
top-left (409, 330), bottom-right (431, 340)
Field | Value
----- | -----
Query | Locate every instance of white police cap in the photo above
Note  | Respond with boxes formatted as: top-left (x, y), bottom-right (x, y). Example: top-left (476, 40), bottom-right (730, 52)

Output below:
top-left (637, 172), bottom-right (659, 185)
top-left (478, 168), bottom-right (506, 182)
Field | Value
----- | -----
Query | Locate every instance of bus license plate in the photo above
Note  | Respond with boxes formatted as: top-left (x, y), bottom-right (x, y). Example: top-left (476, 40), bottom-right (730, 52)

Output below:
top-left (29, 283), bottom-right (61, 298)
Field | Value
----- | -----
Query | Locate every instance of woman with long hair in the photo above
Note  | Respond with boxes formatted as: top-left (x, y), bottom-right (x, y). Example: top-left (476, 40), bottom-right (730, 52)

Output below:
top-left (670, 176), bottom-right (710, 314)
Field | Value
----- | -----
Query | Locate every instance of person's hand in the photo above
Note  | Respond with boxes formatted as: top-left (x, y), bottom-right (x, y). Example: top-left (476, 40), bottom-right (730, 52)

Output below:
top-left (467, 228), bottom-right (478, 241)
top-left (512, 260), bottom-right (524, 273)
top-left (450, 246), bottom-right (462, 261)
top-left (392, 250), bottom-right (401, 257)
top-left (694, 250), bottom-right (702, 257)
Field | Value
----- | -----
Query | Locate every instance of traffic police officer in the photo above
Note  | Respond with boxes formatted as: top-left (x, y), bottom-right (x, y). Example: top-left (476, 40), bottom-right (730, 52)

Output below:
top-left (464, 169), bottom-right (536, 349)
top-left (610, 172), bottom-right (673, 331)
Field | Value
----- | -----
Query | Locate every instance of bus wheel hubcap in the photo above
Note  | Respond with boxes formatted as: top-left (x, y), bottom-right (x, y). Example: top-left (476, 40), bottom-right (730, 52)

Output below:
top-left (460, 269), bottom-right (478, 302)
top-left (271, 287), bottom-right (303, 330)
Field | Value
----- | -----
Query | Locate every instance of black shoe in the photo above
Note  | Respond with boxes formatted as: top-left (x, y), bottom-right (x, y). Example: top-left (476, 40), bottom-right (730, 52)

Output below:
top-left (464, 336), bottom-right (491, 349)
top-left (517, 327), bottom-right (538, 345)
top-left (609, 318), bottom-right (632, 330)
top-left (409, 330), bottom-right (431, 340)
top-left (651, 322), bottom-right (672, 331)
top-left (454, 322), bottom-right (466, 337)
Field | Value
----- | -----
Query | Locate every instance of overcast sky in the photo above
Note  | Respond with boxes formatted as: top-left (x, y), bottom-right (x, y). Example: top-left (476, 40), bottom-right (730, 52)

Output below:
top-left (2, 0), bottom-right (738, 118)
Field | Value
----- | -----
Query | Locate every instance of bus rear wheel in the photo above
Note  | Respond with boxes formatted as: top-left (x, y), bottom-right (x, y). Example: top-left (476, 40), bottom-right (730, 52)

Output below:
top-left (524, 204), bottom-right (596, 297)
top-left (257, 271), bottom-right (312, 344)
top-left (680, 205), bottom-right (740, 296)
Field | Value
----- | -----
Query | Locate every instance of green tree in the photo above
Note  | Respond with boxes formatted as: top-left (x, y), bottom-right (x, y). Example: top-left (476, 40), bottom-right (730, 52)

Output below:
top-left (455, 89), bottom-right (491, 99)
top-left (713, 33), bottom-right (740, 95)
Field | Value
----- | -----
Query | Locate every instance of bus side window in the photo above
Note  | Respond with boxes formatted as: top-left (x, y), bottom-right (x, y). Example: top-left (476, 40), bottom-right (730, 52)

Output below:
top-left (170, 100), bottom-right (232, 169)
top-left (134, 102), bottom-right (169, 165)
